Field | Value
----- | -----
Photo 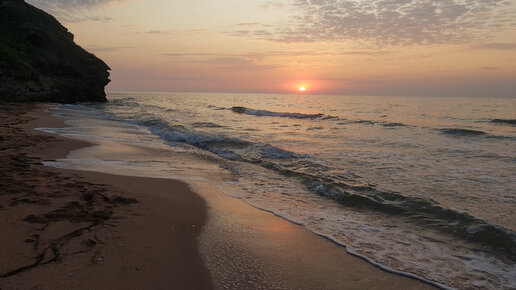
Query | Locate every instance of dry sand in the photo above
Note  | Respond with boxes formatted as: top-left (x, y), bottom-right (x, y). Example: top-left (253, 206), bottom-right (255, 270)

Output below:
top-left (0, 103), bottom-right (436, 289)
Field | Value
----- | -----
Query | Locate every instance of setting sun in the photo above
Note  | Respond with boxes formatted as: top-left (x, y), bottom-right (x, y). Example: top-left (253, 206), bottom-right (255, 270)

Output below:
top-left (299, 86), bottom-right (307, 92)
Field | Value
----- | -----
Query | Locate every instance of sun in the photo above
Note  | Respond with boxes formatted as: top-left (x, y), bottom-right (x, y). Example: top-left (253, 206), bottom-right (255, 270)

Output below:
top-left (291, 82), bottom-right (311, 93)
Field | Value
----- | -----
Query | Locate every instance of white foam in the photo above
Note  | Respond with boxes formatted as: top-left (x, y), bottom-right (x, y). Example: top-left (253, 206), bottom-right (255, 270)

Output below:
top-left (216, 161), bottom-right (516, 289)
top-left (242, 108), bottom-right (324, 119)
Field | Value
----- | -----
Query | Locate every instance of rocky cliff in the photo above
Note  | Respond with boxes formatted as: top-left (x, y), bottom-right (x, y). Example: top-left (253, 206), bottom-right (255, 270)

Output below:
top-left (0, 0), bottom-right (110, 103)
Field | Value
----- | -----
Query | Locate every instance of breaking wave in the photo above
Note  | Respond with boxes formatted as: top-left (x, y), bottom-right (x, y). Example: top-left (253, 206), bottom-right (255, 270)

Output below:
top-left (136, 115), bottom-right (516, 262)
top-left (490, 119), bottom-right (516, 125)
top-left (231, 106), bottom-right (325, 119)
top-left (229, 106), bottom-right (408, 128)
top-left (440, 128), bottom-right (487, 136)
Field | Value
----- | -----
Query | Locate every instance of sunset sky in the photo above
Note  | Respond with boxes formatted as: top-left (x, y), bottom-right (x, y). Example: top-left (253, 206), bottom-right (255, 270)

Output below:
top-left (27, 0), bottom-right (516, 97)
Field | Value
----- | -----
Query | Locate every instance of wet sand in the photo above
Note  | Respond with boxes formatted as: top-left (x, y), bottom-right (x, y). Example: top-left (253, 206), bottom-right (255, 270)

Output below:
top-left (0, 103), bottom-right (211, 289)
top-left (0, 103), bottom-right (436, 289)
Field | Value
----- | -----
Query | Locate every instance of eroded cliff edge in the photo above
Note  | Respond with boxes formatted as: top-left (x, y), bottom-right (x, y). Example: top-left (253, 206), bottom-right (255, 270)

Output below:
top-left (0, 0), bottom-right (110, 103)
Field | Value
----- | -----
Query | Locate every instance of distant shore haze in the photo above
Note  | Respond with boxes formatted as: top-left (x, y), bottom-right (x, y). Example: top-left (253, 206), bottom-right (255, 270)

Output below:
top-left (0, 0), bottom-right (110, 103)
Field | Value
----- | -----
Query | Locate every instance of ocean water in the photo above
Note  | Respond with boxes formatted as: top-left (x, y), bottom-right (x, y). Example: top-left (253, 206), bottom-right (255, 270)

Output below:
top-left (41, 92), bottom-right (515, 289)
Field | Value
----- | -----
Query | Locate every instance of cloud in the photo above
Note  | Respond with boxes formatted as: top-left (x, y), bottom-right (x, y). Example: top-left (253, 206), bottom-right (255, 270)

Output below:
top-left (236, 22), bottom-right (261, 26)
top-left (470, 43), bottom-right (516, 50)
top-left (261, 1), bottom-right (286, 9)
top-left (162, 52), bottom-right (282, 71)
top-left (28, 0), bottom-right (118, 10)
top-left (145, 30), bottom-right (167, 34)
top-left (164, 49), bottom-right (394, 60)
top-left (161, 49), bottom-right (394, 72)
top-left (480, 66), bottom-right (501, 70)
top-left (138, 29), bottom-right (206, 35)
top-left (85, 46), bottom-right (136, 52)
top-left (187, 29), bottom-right (207, 34)
top-left (231, 0), bottom-right (516, 46)
top-left (204, 56), bottom-right (280, 70)
top-left (27, 0), bottom-right (119, 22)
top-left (163, 52), bottom-right (217, 57)
top-left (225, 30), bottom-right (274, 37)
top-left (85, 16), bottom-right (113, 22)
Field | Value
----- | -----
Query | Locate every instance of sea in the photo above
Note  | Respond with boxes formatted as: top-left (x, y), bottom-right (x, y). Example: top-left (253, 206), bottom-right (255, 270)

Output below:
top-left (39, 92), bottom-right (515, 289)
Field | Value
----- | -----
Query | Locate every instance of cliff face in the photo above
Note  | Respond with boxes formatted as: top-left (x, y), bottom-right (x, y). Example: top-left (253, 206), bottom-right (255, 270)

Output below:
top-left (0, 0), bottom-right (110, 103)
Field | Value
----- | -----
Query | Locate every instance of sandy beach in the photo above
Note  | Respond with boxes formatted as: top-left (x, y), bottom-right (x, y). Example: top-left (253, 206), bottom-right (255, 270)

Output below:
top-left (0, 103), bottom-right (211, 289)
top-left (0, 103), bottom-right (436, 289)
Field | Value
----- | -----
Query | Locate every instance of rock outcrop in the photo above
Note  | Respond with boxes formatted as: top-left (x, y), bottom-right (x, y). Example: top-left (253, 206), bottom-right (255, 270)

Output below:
top-left (0, 0), bottom-right (110, 103)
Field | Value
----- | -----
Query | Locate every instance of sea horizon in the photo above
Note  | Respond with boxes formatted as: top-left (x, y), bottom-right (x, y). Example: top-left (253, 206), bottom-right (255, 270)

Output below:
top-left (104, 90), bottom-right (516, 100)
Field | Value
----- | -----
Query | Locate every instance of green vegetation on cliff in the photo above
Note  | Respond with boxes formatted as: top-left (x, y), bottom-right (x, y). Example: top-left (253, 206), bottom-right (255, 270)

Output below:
top-left (0, 0), bottom-right (110, 103)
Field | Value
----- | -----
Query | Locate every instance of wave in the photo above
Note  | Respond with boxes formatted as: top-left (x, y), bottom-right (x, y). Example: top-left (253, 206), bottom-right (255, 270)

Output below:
top-left (229, 107), bottom-right (409, 128)
top-left (142, 115), bottom-right (516, 260)
top-left (382, 122), bottom-right (407, 127)
top-left (138, 118), bottom-right (308, 161)
top-left (106, 98), bottom-right (140, 108)
top-left (440, 128), bottom-right (487, 136)
top-left (191, 122), bottom-right (225, 128)
top-left (259, 159), bottom-right (516, 261)
top-left (141, 117), bottom-right (516, 259)
top-left (231, 106), bottom-right (325, 119)
top-left (348, 119), bottom-right (376, 125)
top-left (339, 119), bottom-right (408, 127)
top-left (108, 103), bottom-right (515, 263)
top-left (490, 119), bottom-right (516, 125)
top-left (440, 128), bottom-right (515, 140)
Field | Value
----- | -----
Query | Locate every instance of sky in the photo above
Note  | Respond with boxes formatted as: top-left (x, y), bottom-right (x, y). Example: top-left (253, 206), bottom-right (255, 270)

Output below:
top-left (27, 0), bottom-right (516, 97)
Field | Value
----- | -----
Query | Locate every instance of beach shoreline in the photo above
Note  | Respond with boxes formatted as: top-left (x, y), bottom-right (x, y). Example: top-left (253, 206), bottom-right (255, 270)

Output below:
top-left (0, 103), bottom-right (436, 289)
top-left (0, 103), bottom-right (212, 289)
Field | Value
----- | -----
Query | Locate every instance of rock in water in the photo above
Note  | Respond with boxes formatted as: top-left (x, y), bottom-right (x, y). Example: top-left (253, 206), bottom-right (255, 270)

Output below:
top-left (0, 0), bottom-right (110, 103)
